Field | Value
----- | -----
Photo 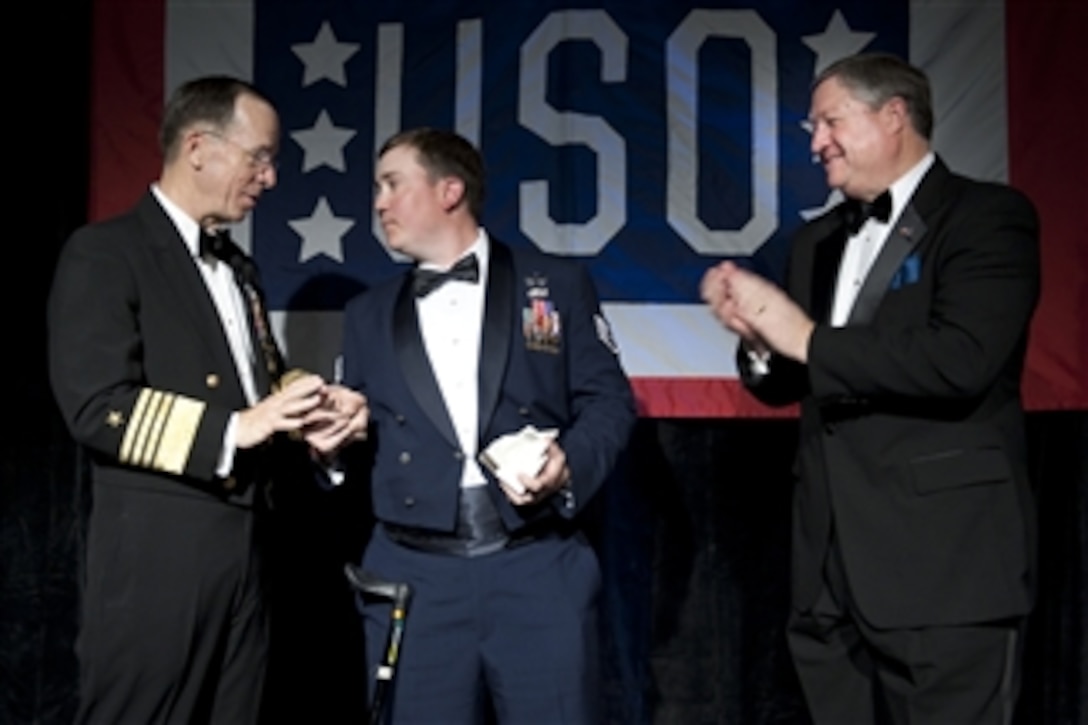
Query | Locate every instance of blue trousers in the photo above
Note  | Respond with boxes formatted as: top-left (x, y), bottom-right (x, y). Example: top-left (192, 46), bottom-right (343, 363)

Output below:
top-left (361, 525), bottom-right (601, 724)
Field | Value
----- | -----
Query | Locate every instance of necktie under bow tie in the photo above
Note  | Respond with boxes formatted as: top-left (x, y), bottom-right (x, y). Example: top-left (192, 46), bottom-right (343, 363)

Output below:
top-left (199, 228), bottom-right (283, 383)
top-left (412, 254), bottom-right (480, 298)
top-left (844, 190), bottom-right (892, 234)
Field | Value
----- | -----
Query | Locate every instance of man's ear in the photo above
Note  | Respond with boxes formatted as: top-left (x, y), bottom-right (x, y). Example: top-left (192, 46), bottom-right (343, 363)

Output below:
top-left (881, 96), bottom-right (909, 134)
top-left (183, 129), bottom-right (208, 170)
top-left (440, 176), bottom-right (466, 212)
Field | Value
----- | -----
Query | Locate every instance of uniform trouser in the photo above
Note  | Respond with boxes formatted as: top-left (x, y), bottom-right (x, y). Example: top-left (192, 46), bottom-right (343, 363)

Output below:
top-left (360, 525), bottom-right (601, 724)
top-left (76, 484), bottom-right (267, 725)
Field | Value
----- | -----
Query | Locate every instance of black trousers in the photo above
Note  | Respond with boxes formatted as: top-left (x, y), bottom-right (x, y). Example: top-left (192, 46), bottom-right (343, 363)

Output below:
top-left (76, 483), bottom-right (267, 724)
top-left (788, 539), bottom-right (1024, 725)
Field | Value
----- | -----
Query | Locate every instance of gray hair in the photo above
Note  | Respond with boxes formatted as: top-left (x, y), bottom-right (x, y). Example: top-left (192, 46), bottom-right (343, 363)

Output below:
top-left (815, 53), bottom-right (933, 140)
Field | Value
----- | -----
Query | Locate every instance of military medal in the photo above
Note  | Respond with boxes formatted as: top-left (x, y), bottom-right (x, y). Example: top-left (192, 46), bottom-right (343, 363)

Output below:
top-left (523, 274), bottom-right (562, 353)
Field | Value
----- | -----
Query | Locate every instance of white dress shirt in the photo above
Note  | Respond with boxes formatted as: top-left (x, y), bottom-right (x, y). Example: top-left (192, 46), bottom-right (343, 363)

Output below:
top-left (416, 230), bottom-right (491, 488)
top-left (830, 153), bottom-right (934, 327)
top-left (152, 185), bottom-right (257, 475)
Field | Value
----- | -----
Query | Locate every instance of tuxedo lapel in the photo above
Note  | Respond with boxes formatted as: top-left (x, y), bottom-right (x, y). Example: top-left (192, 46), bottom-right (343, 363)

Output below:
top-left (478, 242), bottom-right (514, 437)
top-left (845, 159), bottom-right (954, 326)
top-left (392, 279), bottom-right (460, 447)
top-left (848, 205), bottom-right (926, 325)
top-left (137, 194), bottom-right (247, 400)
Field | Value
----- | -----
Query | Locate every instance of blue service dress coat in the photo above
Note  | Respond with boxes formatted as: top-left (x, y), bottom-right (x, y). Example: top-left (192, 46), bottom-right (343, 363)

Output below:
top-left (339, 238), bottom-right (636, 722)
top-left (341, 239), bottom-right (636, 534)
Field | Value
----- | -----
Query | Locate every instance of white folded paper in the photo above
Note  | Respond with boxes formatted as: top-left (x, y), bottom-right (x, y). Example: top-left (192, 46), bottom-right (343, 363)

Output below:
top-left (478, 425), bottom-right (559, 494)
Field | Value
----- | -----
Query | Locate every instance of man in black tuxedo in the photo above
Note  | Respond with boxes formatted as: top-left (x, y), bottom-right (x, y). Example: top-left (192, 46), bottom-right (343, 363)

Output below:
top-left (48, 76), bottom-right (366, 724)
top-left (702, 54), bottom-right (1039, 723)
top-left (337, 128), bottom-right (635, 723)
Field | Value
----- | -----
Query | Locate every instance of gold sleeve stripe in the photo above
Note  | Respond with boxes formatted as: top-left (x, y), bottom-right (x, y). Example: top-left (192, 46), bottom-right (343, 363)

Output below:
top-left (118, 388), bottom-right (205, 475)
top-left (131, 391), bottom-right (166, 467)
top-left (153, 397), bottom-right (203, 474)
top-left (142, 394), bottom-right (171, 467)
top-left (119, 388), bottom-right (154, 465)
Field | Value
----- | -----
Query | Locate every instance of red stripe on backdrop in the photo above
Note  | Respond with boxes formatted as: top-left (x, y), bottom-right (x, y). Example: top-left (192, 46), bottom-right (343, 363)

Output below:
top-left (632, 379), bottom-right (798, 419)
top-left (1007, 0), bottom-right (1088, 410)
top-left (89, 0), bottom-right (164, 222)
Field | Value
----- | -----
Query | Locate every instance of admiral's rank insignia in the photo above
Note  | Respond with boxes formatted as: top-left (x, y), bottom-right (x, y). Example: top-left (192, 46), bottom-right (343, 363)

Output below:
top-left (118, 388), bottom-right (204, 475)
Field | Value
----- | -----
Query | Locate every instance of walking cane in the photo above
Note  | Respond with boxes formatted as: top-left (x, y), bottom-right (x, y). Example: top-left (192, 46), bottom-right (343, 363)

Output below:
top-left (344, 563), bottom-right (412, 725)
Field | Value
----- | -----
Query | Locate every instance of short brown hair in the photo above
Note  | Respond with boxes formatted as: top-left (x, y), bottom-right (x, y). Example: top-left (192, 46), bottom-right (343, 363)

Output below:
top-left (379, 128), bottom-right (486, 221)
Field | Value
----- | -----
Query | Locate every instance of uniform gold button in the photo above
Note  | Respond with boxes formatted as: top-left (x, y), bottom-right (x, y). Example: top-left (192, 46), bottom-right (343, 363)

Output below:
top-left (223, 476), bottom-right (237, 491)
top-left (206, 374), bottom-right (220, 389)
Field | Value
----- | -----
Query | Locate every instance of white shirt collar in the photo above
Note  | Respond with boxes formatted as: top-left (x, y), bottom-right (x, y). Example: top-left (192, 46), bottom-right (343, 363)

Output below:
top-left (418, 228), bottom-right (490, 277)
top-left (886, 152), bottom-right (935, 223)
top-left (150, 184), bottom-right (202, 257)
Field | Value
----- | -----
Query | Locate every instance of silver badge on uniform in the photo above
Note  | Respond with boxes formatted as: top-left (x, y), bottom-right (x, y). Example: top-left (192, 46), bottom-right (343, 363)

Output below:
top-left (594, 312), bottom-right (620, 355)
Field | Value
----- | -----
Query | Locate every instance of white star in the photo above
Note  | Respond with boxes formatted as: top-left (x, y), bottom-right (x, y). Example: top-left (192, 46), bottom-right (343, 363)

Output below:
top-left (802, 11), bottom-right (875, 76)
top-left (800, 189), bottom-right (844, 222)
top-left (292, 22), bottom-right (359, 87)
top-left (291, 111), bottom-right (356, 173)
top-left (289, 198), bottom-right (355, 263)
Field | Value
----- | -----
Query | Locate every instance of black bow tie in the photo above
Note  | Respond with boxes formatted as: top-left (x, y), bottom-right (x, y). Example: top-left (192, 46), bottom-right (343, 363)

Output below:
top-left (844, 190), bottom-right (892, 234)
top-left (199, 229), bottom-right (232, 262)
top-left (199, 229), bottom-right (257, 285)
top-left (412, 254), bottom-right (480, 298)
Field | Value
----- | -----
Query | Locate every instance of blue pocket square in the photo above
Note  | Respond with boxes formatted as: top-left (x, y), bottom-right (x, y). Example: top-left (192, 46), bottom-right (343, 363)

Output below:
top-left (890, 254), bottom-right (921, 289)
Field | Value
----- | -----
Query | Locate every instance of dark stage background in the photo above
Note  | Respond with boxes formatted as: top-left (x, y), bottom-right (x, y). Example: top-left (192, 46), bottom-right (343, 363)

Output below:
top-left (3, 4), bottom-right (1085, 723)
